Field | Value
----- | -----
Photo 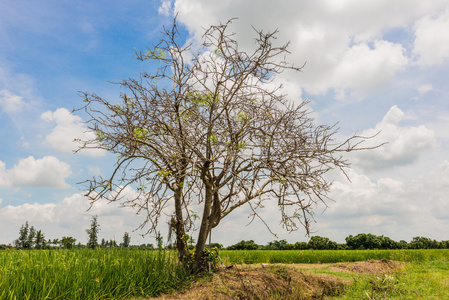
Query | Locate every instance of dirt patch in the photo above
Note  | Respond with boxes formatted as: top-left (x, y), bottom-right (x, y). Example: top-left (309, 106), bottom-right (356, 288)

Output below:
top-left (330, 259), bottom-right (403, 274)
top-left (152, 260), bottom-right (403, 300)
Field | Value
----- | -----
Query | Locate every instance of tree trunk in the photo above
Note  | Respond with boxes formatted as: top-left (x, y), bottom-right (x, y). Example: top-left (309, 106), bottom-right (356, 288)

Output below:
top-left (192, 184), bottom-right (213, 272)
top-left (174, 179), bottom-right (188, 264)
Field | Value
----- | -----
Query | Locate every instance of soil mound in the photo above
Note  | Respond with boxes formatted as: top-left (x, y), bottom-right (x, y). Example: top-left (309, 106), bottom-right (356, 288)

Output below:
top-left (153, 260), bottom-right (403, 300)
top-left (331, 259), bottom-right (402, 274)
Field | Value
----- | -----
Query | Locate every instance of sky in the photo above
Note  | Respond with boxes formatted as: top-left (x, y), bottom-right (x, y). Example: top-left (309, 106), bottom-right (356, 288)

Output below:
top-left (1, 0), bottom-right (449, 247)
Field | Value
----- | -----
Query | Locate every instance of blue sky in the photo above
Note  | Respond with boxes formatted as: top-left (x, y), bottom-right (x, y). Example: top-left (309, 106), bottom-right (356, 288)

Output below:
top-left (1, 0), bottom-right (449, 246)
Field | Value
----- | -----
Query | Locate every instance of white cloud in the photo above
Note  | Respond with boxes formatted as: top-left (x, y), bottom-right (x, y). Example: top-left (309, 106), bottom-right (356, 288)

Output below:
top-left (0, 156), bottom-right (72, 188)
top-left (175, 1), bottom-right (448, 42)
top-left (316, 161), bottom-right (449, 242)
top-left (328, 40), bottom-right (408, 99)
top-left (417, 84), bottom-right (433, 94)
top-left (158, 0), bottom-right (172, 16)
top-left (352, 105), bottom-right (436, 169)
top-left (0, 192), bottom-right (152, 245)
top-left (0, 161), bottom-right (8, 186)
top-left (413, 9), bottom-right (449, 66)
top-left (87, 165), bottom-right (102, 176)
top-left (0, 89), bottom-right (25, 112)
top-left (173, 0), bottom-right (448, 99)
top-left (41, 108), bottom-right (105, 157)
top-left (212, 157), bottom-right (449, 244)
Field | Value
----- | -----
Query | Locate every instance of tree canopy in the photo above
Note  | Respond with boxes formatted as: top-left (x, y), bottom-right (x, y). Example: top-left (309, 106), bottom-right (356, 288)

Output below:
top-left (77, 19), bottom-right (374, 272)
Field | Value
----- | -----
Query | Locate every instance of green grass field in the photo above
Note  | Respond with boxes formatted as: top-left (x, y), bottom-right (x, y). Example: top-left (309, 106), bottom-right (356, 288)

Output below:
top-left (219, 248), bottom-right (449, 264)
top-left (1, 249), bottom-right (448, 299)
top-left (0, 249), bottom-right (191, 300)
top-left (339, 260), bottom-right (449, 299)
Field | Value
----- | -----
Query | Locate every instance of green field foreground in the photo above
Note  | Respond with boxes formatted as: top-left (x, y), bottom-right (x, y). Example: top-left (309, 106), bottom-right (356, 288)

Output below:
top-left (0, 249), bottom-right (191, 300)
top-left (1, 249), bottom-right (448, 299)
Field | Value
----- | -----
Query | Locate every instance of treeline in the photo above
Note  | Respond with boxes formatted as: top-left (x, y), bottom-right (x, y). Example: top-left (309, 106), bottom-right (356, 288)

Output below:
top-left (0, 217), bottom-right (158, 251)
top-left (0, 217), bottom-right (186, 251)
top-left (2, 219), bottom-right (448, 252)
top-left (225, 234), bottom-right (449, 250)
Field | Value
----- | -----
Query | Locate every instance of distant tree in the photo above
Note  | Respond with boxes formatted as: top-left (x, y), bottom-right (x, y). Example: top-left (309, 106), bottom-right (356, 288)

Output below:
top-left (379, 236), bottom-right (399, 249)
top-left (265, 239), bottom-right (290, 250)
top-left (77, 18), bottom-right (377, 272)
top-left (335, 243), bottom-right (346, 250)
top-left (344, 233), bottom-right (402, 250)
top-left (227, 240), bottom-right (259, 250)
top-left (86, 215), bottom-right (100, 249)
top-left (123, 232), bottom-right (131, 247)
top-left (109, 239), bottom-right (118, 247)
top-left (156, 231), bottom-right (163, 250)
top-left (26, 225), bottom-right (36, 249)
top-left (440, 240), bottom-right (449, 249)
top-left (399, 240), bottom-right (408, 248)
top-left (409, 236), bottom-right (437, 249)
top-left (138, 243), bottom-right (154, 250)
top-left (346, 233), bottom-right (382, 250)
top-left (307, 236), bottom-right (337, 250)
top-left (101, 238), bottom-right (106, 248)
top-left (18, 222), bottom-right (29, 249)
top-left (61, 236), bottom-right (77, 249)
top-left (52, 238), bottom-right (60, 248)
top-left (35, 230), bottom-right (45, 249)
top-left (294, 242), bottom-right (308, 250)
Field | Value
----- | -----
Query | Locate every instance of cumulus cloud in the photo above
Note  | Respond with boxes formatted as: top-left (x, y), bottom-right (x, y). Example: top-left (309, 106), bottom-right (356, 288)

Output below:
top-left (212, 158), bottom-right (449, 244)
top-left (0, 89), bottom-right (25, 112)
top-left (158, 0), bottom-right (172, 16)
top-left (316, 161), bottom-right (449, 242)
top-left (0, 192), bottom-right (151, 245)
top-left (328, 40), bottom-right (408, 99)
top-left (351, 105), bottom-right (436, 169)
top-left (171, 0), bottom-right (447, 99)
top-left (174, 1), bottom-right (448, 42)
top-left (0, 156), bottom-right (72, 188)
top-left (41, 108), bottom-right (105, 157)
top-left (413, 9), bottom-right (449, 66)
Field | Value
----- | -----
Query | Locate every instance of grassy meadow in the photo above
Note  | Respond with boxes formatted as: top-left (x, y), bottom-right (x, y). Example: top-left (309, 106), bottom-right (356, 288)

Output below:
top-left (1, 248), bottom-right (448, 299)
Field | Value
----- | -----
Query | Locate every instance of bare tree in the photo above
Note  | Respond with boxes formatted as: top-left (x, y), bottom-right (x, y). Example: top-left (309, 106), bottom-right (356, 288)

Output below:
top-left (77, 19), bottom-right (375, 272)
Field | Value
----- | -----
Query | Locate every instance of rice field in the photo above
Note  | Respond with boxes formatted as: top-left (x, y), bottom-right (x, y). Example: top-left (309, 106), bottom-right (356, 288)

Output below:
top-left (219, 248), bottom-right (449, 265)
top-left (0, 249), bottom-right (191, 300)
top-left (1, 248), bottom-right (448, 299)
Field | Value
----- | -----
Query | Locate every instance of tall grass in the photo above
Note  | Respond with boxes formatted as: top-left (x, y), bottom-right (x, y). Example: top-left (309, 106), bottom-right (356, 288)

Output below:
top-left (0, 249), bottom-right (191, 300)
top-left (220, 249), bottom-right (449, 265)
top-left (2, 249), bottom-right (448, 299)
